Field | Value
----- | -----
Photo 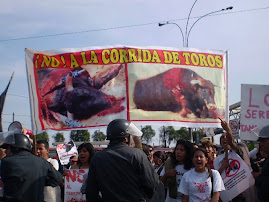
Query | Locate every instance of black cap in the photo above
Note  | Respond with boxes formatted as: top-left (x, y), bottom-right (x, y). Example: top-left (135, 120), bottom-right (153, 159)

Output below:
top-left (258, 125), bottom-right (269, 141)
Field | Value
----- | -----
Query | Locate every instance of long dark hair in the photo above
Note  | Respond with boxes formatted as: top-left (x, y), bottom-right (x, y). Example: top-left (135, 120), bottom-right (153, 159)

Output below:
top-left (193, 148), bottom-right (212, 178)
top-left (171, 139), bottom-right (194, 170)
top-left (153, 151), bottom-right (167, 163)
top-left (77, 142), bottom-right (95, 166)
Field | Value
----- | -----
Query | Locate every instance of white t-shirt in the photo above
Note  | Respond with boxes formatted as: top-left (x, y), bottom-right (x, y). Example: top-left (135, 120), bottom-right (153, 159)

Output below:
top-left (178, 168), bottom-right (225, 202)
top-left (160, 164), bottom-right (189, 202)
top-left (44, 158), bottom-right (61, 202)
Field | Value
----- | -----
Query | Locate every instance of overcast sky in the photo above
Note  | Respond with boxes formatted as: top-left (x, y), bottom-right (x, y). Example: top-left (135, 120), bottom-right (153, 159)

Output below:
top-left (0, 0), bottom-right (268, 145)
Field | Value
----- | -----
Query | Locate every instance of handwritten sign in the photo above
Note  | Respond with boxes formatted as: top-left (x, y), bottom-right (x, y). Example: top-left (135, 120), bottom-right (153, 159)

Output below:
top-left (240, 84), bottom-right (269, 140)
top-left (64, 169), bottom-right (87, 202)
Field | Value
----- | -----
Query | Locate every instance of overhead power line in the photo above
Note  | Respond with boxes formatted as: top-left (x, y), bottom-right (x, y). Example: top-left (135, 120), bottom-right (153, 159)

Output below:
top-left (0, 6), bottom-right (268, 43)
top-left (7, 94), bottom-right (29, 98)
top-left (3, 113), bottom-right (31, 117)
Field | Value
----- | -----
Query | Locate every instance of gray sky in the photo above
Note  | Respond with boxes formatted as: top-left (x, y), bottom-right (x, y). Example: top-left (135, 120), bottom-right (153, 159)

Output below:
top-left (1, 0), bottom-right (268, 145)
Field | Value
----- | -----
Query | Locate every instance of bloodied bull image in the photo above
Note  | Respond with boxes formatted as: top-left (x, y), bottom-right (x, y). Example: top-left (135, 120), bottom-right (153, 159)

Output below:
top-left (133, 68), bottom-right (218, 119)
top-left (37, 64), bottom-right (125, 128)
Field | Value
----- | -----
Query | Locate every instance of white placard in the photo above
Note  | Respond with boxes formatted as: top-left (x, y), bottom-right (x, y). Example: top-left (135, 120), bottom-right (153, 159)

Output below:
top-left (240, 84), bottom-right (269, 141)
top-left (214, 151), bottom-right (255, 202)
top-left (57, 141), bottom-right (78, 165)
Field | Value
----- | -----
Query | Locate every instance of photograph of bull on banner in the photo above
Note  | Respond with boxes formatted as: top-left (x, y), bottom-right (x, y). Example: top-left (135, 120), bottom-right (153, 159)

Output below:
top-left (25, 46), bottom-right (228, 132)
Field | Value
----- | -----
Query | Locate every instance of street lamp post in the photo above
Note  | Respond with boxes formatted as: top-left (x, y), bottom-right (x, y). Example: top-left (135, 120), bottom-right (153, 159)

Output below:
top-left (186, 6), bottom-right (233, 47)
top-left (159, 22), bottom-right (185, 47)
top-left (158, 2), bottom-right (233, 142)
top-left (158, 4), bottom-right (233, 47)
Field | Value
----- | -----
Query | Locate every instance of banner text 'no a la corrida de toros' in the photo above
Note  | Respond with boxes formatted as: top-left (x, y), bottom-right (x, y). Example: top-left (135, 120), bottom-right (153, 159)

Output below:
top-left (25, 46), bottom-right (228, 133)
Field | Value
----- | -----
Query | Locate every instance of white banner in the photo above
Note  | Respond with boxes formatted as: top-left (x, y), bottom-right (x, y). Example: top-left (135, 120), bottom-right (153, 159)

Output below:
top-left (240, 84), bottom-right (269, 141)
top-left (64, 169), bottom-right (87, 202)
top-left (25, 46), bottom-right (228, 133)
top-left (57, 141), bottom-right (78, 165)
top-left (214, 151), bottom-right (255, 202)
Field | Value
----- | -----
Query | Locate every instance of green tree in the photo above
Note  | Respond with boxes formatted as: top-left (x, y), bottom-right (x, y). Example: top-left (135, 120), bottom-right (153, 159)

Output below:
top-left (70, 130), bottom-right (90, 142)
top-left (192, 129), bottom-right (204, 143)
top-left (36, 131), bottom-right (49, 142)
top-left (177, 127), bottom-right (190, 141)
top-left (159, 126), bottom-right (177, 147)
top-left (141, 125), bottom-right (155, 144)
top-left (53, 132), bottom-right (65, 142)
top-left (92, 130), bottom-right (106, 141)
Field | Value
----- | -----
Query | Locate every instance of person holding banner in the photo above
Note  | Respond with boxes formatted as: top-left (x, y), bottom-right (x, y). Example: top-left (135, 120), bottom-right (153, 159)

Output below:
top-left (179, 148), bottom-right (225, 202)
top-left (86, 119), bottom-right (159, 202)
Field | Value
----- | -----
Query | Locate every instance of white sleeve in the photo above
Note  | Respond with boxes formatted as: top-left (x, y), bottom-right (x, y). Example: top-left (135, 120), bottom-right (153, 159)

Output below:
top-left (212, 170), bottom-right (225, 192)
top-left (178, 173), bottom-right (189, 195)
top-left (249, 148), bottom-right (258, 160)
top-left (213, 156), bottom-right (222, 171)
top-left (48, 159), bottom-right (59, 171)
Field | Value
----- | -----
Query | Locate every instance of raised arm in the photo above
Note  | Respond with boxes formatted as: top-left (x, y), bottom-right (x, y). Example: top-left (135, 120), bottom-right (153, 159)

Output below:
top-left (219, 118), bottom-right (238, 153)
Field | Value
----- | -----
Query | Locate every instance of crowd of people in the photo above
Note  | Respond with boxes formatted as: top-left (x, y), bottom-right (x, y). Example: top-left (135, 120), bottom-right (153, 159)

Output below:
top-left (0, 118), bottom-right (268, 202)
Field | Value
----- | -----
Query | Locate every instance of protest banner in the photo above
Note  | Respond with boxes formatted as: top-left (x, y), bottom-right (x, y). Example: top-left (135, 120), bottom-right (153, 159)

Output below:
top-left (64, 169), bottom-right (87, 202)
top-left (214, 151), bottom-right (255, 202)
top-left (240, 84), bottom-right (269, 141)
top-left (25, 46), bottom-right (228, 133)
top-left (56, 141), bottom-right (78, 165)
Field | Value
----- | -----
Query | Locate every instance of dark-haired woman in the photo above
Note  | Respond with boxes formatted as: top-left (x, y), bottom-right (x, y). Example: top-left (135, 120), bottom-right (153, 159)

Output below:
top-left (160, 139), bottom-right (194, 202)
top-left (178, 148), bottom-right (224, 202)
top-left (71, 143), bottom-right (95, 169)
top-left (70, 143), bottom-right (95, 196)
top-left (153, 151), bottom-right (167, 175)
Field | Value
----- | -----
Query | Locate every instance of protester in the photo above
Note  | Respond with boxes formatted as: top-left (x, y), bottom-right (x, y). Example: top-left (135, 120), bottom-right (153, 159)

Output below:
top-left (201, 140), bottom-right (215, 169)
top-left (71, 143), bottom-right (95, 169)
top-left (166, 150), bottom-right (173, 159)
top-left (142, 143), bottom-right (154, 164)
top-left (86, 119), bottom-right (159, 201)
top-left (70, 142), bottom-right (95, 195)
top-left (37, 140), bottom-right (62, 202)
top-left (251, 144), bottom-right (268, 174)
top-left (1, 133), bottom-right (62, 202)
top-left (254, 125), bottom-right (269, 201)
top-left (160, 139), bottom-right (194, 202)
top-left (214, 118), bottom-right (255, 202)
top-left (153, 151), bottom-right (167, 175)
top-left (148, 144), bottom-right (154, 163)
top-left (213, 145), bottom-right (222, 157)
top-left (178, 148), bottom-right (225, 202)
